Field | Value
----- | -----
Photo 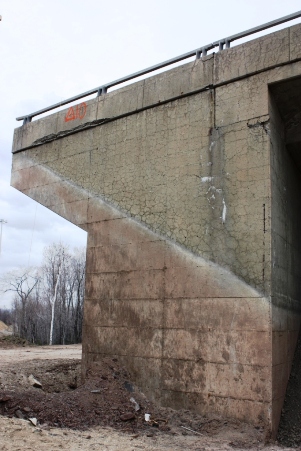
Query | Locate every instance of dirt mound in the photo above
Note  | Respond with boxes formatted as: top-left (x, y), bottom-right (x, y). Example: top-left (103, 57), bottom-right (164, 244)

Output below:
top-left (0, 358), bottom-right (172, 433)
top-left (0, 335), bottom-right (32, 348)
top-left (0, 321), bottom-right (8, 331)
top-left (0, 357), bottom-right (264, 446)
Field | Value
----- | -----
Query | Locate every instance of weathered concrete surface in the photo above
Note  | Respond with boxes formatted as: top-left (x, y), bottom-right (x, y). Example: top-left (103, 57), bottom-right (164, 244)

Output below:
top-left (11, 23), bottom-right (301, 436)
top-left (268, 76), bottom-right (301, 436)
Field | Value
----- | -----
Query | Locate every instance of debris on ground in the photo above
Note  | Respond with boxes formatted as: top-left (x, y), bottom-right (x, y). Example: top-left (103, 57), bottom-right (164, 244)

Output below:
top-left (28, 374), bottom-right (42, 388)
top-left (0, 354), bottom-right (265, 448)
top-left (0, 340), bottom-right (286, 450)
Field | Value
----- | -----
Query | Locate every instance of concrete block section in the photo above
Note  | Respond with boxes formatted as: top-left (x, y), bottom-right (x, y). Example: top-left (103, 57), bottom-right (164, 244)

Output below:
top-left (290, 23), bottom-right (301, 60)
top-left (214, 28), bottom-right (290, 84)
top-left (83, 325), bottom-right (163, 359)
top-left (12, 126), bottom-right (23, 153)
top-left (163, 329), bottom-right (271, 366)
top-left (86, 241), bottom-right (166, 273)
top-left (11, 160), bottom-right (89, 229)
top-left (142, 57), bottom-right (213, 107)
top-left (56, 98), bottom-right (98, 133)
top-left (12, 113), bottom-right (58, 152)
top-left (205, 396), bottom-right (270, 426)
top-left (164, 263), bottom-right (260, 299)
top-left (97, 80), bottom-right (145, 119)
top-left (161, 359), bottom-right (206, 393)
top-left (86, 197), bottom-right (126, 223)
top-left (11, 151), bottom-right (37, 172)
top-left (49, 199), bottom-right (88, 230)
top-left (47, 150), bottom-right (91, 189)
top-left (215, 74), bottom-right (269, 127)
top-left (82, 352), bottom-right (163, 401)
top-left (11, 166), bottom-right (52, 191)
top-left (86, 218), bottom-right (163, 248)
top-left (206, 362), bottom-right (271, 402)
top-left (85, 270), bottom-right (165, 300)
top-left (215, 61), bottom-right (301, 129)
top-left (16, 176), bottom-right (88, 210)
top-left (160, 390), bottom-right (270, 426)
top-left (164, 298), bottom-right (270, 332)
top-left (160, 389), bottom-right (201, 412)
top-left (84, 298), bottom-right (164, 328)
top-left (117, 355), bottom-right (163, 396)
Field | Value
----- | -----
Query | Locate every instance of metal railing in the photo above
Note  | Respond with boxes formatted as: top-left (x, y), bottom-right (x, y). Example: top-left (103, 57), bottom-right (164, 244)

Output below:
top-left (17, 10), bottom-right (301, 125)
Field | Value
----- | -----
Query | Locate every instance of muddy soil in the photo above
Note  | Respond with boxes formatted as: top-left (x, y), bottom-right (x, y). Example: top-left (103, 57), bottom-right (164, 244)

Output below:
top-left (0, 342), bottom-right (294, 451)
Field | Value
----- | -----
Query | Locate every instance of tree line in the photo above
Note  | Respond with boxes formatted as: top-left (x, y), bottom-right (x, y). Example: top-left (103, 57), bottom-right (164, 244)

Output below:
top-left (0, 243), bottom-right (86, 345)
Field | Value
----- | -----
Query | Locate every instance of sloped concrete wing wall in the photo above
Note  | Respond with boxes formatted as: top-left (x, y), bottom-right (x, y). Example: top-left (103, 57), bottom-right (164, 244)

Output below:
top-left (11, 23), bottom-right (301, 435)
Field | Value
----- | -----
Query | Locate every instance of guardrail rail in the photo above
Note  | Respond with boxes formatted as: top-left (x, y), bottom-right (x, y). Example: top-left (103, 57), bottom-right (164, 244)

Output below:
top-left (17, 10), bottom-right (301, 125)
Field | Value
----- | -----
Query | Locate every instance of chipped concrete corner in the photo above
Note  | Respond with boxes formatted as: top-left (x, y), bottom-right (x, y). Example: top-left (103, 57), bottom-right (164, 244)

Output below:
top-left (11, 23), bottom-right (301, 437)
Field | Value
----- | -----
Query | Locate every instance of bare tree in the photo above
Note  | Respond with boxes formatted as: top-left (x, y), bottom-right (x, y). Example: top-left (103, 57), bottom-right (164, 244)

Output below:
top-left (42, 243), bottom-right (69, 345)
top-left (70, 247), bottom-right (86, 343)
top-left (49, 264), bottom-right (61, 345)
top-left (1, 268), bottom-right (40, 337)
top-left (0, 243), bottom-right (86, 345)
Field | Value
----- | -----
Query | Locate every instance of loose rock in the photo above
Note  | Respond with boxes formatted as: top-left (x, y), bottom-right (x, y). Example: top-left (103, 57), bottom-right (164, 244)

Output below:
top-left (29, 417), bottom-right (38, 426)
top-left (120, 412), bottom-right (135, 421)
top-left (28, 375), bottom-right (42, 389)
top-left (15, 409), bottom-right (24, 419)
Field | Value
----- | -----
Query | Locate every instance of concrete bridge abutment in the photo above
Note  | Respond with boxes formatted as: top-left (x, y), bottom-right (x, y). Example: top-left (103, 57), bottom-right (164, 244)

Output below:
top-left (11, 22), bottom-right (301, 436)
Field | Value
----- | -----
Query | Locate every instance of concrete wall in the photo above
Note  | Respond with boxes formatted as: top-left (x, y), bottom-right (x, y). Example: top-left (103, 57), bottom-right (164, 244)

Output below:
top-left (269, 81), bottom-right (301, 436)
top-left (11, 23), bottom-right (301, 435)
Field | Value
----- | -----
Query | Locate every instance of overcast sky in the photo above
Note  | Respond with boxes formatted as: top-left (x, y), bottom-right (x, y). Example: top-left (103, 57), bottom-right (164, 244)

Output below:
top-left (1, 0), bottom-right (300, 307)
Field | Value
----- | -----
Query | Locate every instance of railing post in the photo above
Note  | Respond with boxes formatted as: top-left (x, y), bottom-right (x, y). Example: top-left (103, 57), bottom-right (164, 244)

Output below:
top-left (23, 116), bottom-right (32, 125)
top-left (196, 48), bottom-right (207, 59)
top-left (97, 86), bottom-right (107, 97)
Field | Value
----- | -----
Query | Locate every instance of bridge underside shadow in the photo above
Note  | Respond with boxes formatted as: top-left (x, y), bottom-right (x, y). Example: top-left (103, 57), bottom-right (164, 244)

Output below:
top-left (269, 76), bottom-right (301, 438)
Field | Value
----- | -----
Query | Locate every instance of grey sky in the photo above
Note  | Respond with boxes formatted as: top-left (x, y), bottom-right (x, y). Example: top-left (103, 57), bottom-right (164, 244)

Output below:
top-left (1, 0), bottom-right (301, 307)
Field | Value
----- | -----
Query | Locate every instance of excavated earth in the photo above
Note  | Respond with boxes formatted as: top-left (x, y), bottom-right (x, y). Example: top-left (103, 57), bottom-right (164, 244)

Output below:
top-left (0, 335), bottom-right (296, 451)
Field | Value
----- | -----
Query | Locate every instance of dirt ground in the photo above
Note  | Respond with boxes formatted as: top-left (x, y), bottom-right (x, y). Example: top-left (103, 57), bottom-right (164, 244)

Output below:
top-left (0, 338), bottom-right (295, 451)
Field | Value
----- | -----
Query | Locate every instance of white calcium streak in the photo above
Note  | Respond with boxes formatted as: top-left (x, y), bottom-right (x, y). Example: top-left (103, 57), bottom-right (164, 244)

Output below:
top-left (201, 177), bottom-right (213, 182)
top-left (222, 199), bottom-right (227, 224)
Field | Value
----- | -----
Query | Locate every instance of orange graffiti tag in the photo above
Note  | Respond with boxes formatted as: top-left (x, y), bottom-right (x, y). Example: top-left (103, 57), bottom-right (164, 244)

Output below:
top-left (65, 102), bottom-right (87, 122)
